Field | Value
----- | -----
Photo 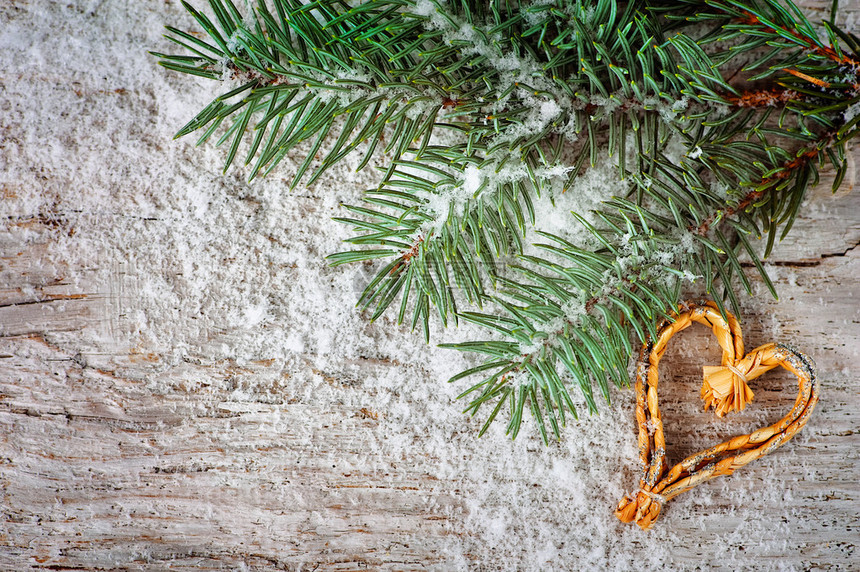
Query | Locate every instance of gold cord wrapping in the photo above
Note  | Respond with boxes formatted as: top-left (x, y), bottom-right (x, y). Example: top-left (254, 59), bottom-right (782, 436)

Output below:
top-left (615, 301), bottom-right (819, 530)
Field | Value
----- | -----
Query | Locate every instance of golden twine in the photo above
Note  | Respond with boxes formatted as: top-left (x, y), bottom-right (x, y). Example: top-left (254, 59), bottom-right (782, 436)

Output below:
top-left (615, 301), bottom-right (819, 530)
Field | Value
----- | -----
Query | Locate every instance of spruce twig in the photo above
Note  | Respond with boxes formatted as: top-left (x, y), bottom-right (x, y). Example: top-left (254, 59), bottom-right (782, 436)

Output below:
top-left (154, 0), bottom-right (858, 442)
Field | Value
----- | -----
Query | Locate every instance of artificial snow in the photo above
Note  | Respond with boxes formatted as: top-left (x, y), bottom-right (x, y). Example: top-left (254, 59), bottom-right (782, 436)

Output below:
top-left (844, 101), bottom-right (860, 123)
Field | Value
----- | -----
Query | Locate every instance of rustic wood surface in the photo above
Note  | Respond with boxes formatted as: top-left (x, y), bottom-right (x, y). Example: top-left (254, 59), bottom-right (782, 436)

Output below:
top-left (1, 1), bottom-right (858, 570)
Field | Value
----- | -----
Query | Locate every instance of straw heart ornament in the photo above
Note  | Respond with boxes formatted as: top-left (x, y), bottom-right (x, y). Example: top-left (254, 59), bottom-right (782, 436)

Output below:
top-left (615, 301), bottom-right (819, 530)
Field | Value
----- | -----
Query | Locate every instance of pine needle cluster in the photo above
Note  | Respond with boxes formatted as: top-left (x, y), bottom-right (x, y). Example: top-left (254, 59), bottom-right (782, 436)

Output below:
top-left (153, 0), bottom-right (859, 443)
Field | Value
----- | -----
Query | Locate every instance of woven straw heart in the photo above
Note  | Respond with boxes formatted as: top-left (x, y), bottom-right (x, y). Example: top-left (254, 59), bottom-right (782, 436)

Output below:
top-left (615, 301), bottom-right (818, 530)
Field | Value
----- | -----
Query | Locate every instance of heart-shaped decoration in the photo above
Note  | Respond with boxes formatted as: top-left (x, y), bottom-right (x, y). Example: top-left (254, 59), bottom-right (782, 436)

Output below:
top-left (615, 301), bottom-right (818, 530)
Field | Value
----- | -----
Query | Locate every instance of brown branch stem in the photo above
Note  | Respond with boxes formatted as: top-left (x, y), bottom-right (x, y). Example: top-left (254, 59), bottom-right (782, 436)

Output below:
top-left (740, 12), bottom-right (860, 69)
top-left (722, 88), bottom-right (797, 107)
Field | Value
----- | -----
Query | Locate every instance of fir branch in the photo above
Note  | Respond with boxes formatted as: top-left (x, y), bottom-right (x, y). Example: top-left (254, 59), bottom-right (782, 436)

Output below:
top-left (695, 132), bottom-right (834, 236)
top-left (155, 0), bottom-right (860, 442)
top-left (443, 201), bottom-right (696, 443)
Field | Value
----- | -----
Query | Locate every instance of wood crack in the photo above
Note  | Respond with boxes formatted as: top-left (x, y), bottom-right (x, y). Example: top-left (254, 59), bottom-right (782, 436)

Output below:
top-left (741, 238), bottom-right (860, 268)
top-left (0, 294), bottom-right (89, 310)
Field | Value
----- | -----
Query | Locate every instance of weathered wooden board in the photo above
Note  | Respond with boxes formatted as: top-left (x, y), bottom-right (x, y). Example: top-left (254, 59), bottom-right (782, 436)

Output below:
top-left (1, 1), bottom-right (858, 570)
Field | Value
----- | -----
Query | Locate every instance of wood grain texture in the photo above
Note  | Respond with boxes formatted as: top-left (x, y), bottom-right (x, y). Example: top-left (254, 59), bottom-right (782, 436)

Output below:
top-left (1, 0), bottom-right (858, 570)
